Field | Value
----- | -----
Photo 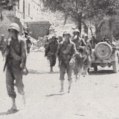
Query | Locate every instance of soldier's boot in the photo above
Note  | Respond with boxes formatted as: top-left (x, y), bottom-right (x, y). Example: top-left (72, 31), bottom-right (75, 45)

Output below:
top-left (68, 80), bottom-right (72, 93)
top-left (75, 74), bottom-right (78, 80)
top-left (50, 66), bottom-right (53, 73)
top-left (22, 94), bottom-right (26, 106)
top-left (7, 98), bottom-right (18, 114)
top-left (60, 80), bottom-right (64, 92)
top-left (75, 74), bottom-right (81, 82)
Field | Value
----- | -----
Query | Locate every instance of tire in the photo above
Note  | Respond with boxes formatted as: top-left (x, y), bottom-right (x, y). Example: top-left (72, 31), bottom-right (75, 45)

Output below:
top-left (94, 66), bottom-right (98, 72)
top-left (95, 42), bottom-right (112, 60)
top-left (112, 54), bottom-right (119, 73)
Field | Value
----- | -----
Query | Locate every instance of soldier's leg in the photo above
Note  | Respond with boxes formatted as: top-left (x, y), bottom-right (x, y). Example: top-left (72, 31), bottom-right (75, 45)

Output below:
top-left (83, 58), bottom-right (91, 77)
top-left (73, 63), bottom-right (79, 80)
top-left (67, 65), bottom-right (73, 93)
top-left (50, 55), bottom-right (56, 72)
top-left (6, 68), bottom-right (17, 112)
top-left (13, 69), bottom-right (25, 105)
top-left (59, 65), bottom-right (65, 92)
top-left (49, 56), bottom-right (53, 72)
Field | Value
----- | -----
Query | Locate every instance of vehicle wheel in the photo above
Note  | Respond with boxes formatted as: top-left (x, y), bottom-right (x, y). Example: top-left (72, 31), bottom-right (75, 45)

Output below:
top-left (112, 55), bottom-right (119, 73)
top-left (94, 66), bottom-right (98, 72)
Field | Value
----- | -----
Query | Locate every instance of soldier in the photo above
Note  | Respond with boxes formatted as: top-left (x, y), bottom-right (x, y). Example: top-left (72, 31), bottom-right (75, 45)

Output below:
top-left (72, 33), bottom-right (92, 79)
top-left (24, 31), bottom-right (32, 54)
top-left (0, 34), bottom-right (7, 58)
top-left (72, 29), bottom-right (81, 50)
top-left (44, 36), bottom-right (49, 56)
top-left (45, 35), bottom-right (58, 72)
top-left (4, 23), bottom-right (27, 113)
top-left (57, 32), bottom-right (76, 93)
top-left (79, 34), bottom-right (92, 76)
top-left (58, 36), bottom-right (63, 43)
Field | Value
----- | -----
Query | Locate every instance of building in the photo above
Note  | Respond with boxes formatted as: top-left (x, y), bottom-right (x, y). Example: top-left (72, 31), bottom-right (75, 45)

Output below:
top-left (15, 0), bottom-right (43, 23)
top-left (0, 0), bottom-right (51, 38)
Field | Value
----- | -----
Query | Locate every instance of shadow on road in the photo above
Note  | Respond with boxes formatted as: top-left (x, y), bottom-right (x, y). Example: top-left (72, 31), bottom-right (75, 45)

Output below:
top-left (46, 92), bottom-right (66, 97)
top-left (89, 70), bottom-right (114, 75)
top-left (0, 110), bottom-right (19, 116)
top-left (28, 69), bottom-right (59, 75)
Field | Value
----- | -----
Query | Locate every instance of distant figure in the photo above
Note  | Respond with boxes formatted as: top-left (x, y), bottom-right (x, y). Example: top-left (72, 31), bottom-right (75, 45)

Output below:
top-left (45, 35), bottom-right (58, 72)
top-left (0, 34), bottom-right (7, 58)
top-left (24, 31), bottom-right (32, 54)
top-left (58, 36), bottom-right (63, 43)
top-left (57, 32), bottom-right (76, 93)
top-left (72, 29), bottom-right (81, 50)
top-left (72, 34), bottom-right (91, 80)
top-left (44, 36), bottom-right (49, 56)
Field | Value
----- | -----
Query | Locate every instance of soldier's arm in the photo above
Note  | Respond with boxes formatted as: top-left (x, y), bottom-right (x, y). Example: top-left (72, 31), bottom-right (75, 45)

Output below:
top-left (20, 40), bottom-right (27, 69)
top-left (57, 43), bottom-right (61, 57)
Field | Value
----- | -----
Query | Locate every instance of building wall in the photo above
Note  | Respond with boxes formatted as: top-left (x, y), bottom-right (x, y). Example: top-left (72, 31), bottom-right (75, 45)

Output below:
top-left (15, 0), bottom-right (42, 23)
top-left (0, 0), bottom-right (49, 39)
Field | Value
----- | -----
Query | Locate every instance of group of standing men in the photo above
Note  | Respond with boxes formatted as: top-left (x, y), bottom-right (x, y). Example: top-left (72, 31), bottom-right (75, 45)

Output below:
top-left (44, 29), bottom-right (92, 93)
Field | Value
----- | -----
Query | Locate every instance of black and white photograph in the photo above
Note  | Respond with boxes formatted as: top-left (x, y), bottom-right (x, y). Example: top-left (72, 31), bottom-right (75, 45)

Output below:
top-left (0, 0), bottom-right (119, 119)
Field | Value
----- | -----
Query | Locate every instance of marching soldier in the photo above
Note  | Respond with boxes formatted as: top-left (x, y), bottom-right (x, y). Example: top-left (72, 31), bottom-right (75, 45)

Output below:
top-left (72, 33), bottom-right (91, 79)
top-left (72, 29), bottom-right (81, 50)
top-left (4, 23), bottom-right (27, 113)
top-left (24, 31), bottom-right (32, 54)
top-left (0, 34), bottom-right (7, 58)
top-left (45, 35), bottom-right (58, 72)
top-left (58, 36), bottom-right (63, 43)
top-left (57, 32), bottom-right (76, 93)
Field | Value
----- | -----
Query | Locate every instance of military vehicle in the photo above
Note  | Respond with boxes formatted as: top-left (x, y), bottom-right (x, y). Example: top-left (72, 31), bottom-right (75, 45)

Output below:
top-left (91, 16), bottom-right (119, 73)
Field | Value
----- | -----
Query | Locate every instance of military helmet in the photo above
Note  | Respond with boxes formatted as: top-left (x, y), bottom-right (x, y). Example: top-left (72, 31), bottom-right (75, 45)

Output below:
top-left (63, 31), bottom-right (71, 37)
top-left (1, 34), bottom-right (4, 37)
top-left (73, 29), bottom-right (80, 35)
top-left (8, 23), bottom-right (20, 32)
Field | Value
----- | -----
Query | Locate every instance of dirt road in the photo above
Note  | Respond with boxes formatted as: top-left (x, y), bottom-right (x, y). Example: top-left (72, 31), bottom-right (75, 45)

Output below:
top-left (0, 52), bottom-right (119, 119)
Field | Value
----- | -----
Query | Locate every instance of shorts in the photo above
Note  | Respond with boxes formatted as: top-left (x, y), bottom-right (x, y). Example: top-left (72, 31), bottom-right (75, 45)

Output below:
top-left (6, 66), bottom-right (24, 98)
top-left (59, 63), bottom-right (72, 81)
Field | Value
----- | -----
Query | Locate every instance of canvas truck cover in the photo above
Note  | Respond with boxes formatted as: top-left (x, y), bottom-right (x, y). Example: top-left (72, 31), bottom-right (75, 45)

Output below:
top-left (26, 21), bottom-right (51, 39)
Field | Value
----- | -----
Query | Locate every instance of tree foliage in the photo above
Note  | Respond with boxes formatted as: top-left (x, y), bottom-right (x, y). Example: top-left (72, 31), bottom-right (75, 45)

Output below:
top-left (42, 0), bottom-right (119, 32)
top-left (0, 0), bottom-right (19, 20)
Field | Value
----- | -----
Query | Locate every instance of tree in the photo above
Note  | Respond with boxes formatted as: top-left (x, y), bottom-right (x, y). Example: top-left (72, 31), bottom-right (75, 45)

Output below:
top-left (42, 0), bottom-right (119, 32)
top-left (0, 0), bottom-right (19, 20)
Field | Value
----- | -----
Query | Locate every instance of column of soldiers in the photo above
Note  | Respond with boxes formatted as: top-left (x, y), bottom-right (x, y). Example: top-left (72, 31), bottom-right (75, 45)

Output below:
top-left (44, 29), bottom-right (92, 92)
top-left (0, 23), bottom-right (92, 114)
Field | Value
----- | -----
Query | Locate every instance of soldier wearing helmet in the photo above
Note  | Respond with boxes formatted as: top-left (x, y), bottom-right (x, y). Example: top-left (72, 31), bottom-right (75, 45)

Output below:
top-left (4, 23), bottom-right (27, 113)
top-left (57, 31), bottom-right (76, 93)
top-left (0, 34), bottom-right (7, 57)
top-left (44, 35), bottom-right (58, 72)
top-left (72, 29), bottom-right (81, 50)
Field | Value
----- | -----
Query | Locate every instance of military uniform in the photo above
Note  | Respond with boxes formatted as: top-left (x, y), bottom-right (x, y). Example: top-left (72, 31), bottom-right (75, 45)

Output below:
top-left (45, 37), bottom-right (58, 70)
top-left (26, 36), bottom-right (32, 54)
top-left (58, 40), bottom-right (76, 81)
top-left (5, 37), bottom-right (26, 99)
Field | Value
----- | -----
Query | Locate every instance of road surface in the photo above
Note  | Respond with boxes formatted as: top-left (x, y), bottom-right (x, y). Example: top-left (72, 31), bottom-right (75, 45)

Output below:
top-left (0, 51), bottom-right (119, 119)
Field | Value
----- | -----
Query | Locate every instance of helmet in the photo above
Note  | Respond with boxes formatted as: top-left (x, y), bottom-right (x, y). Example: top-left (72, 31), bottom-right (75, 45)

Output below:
top-left (63, 31), bottom-right (71, 37)
top-left (1, 34), bottom-right (4, 37)
top-left (73, 29), bottom-right (80, 34)
top-left (8, 23), bottom-right (20, 32)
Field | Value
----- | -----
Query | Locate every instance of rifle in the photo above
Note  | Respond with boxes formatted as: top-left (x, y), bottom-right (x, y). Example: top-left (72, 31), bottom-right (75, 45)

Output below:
top-left (3, 45), bottom-right (10, 71)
